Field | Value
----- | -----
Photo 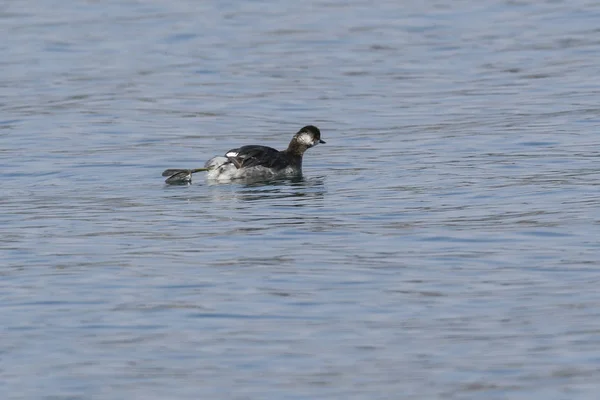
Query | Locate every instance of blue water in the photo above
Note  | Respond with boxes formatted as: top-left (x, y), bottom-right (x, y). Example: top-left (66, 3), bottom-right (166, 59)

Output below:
top-left (2, 0), bottom-right (600, 398)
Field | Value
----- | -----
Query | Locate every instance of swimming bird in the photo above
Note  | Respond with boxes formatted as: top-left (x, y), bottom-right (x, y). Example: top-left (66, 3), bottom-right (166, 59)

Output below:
top-left (162, 125), bottom-right (325, 184)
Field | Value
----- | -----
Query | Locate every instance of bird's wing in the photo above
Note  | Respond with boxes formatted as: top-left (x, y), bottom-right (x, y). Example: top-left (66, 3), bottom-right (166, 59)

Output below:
top-left (225, 145), bottom-right (286, 169)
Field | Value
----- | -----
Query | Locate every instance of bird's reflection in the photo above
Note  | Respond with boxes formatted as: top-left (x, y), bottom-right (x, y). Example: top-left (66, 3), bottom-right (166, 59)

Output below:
top-left (163, 175), bottom-right (326, 206)
top-left (223, 175), bottom-right (326, 204)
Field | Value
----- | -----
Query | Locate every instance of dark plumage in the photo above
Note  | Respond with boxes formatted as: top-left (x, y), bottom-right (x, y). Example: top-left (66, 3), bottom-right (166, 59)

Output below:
top-left (225, 125), bottom-right (324, 171)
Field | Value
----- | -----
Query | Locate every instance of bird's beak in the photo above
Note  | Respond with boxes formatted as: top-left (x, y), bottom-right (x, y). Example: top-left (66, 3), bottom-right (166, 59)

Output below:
top-left (319, 139), bottom-right (326, 144)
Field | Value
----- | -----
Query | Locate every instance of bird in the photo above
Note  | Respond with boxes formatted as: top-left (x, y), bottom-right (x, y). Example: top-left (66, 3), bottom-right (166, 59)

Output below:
top-left (162, 125), bottom-right (325, 184)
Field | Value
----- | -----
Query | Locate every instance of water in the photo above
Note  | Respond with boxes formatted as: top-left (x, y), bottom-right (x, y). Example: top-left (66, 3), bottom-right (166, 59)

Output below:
top-left (2, 0), bottom-right (600, 398)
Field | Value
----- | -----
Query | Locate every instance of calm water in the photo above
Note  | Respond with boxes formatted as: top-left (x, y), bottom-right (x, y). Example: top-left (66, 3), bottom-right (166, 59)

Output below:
top-left (2, 0), bottom-right (600, 398)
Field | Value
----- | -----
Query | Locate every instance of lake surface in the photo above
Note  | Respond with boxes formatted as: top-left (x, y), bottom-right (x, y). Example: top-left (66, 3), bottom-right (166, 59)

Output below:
top-left (2, 0), bottom-right (600, 398)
